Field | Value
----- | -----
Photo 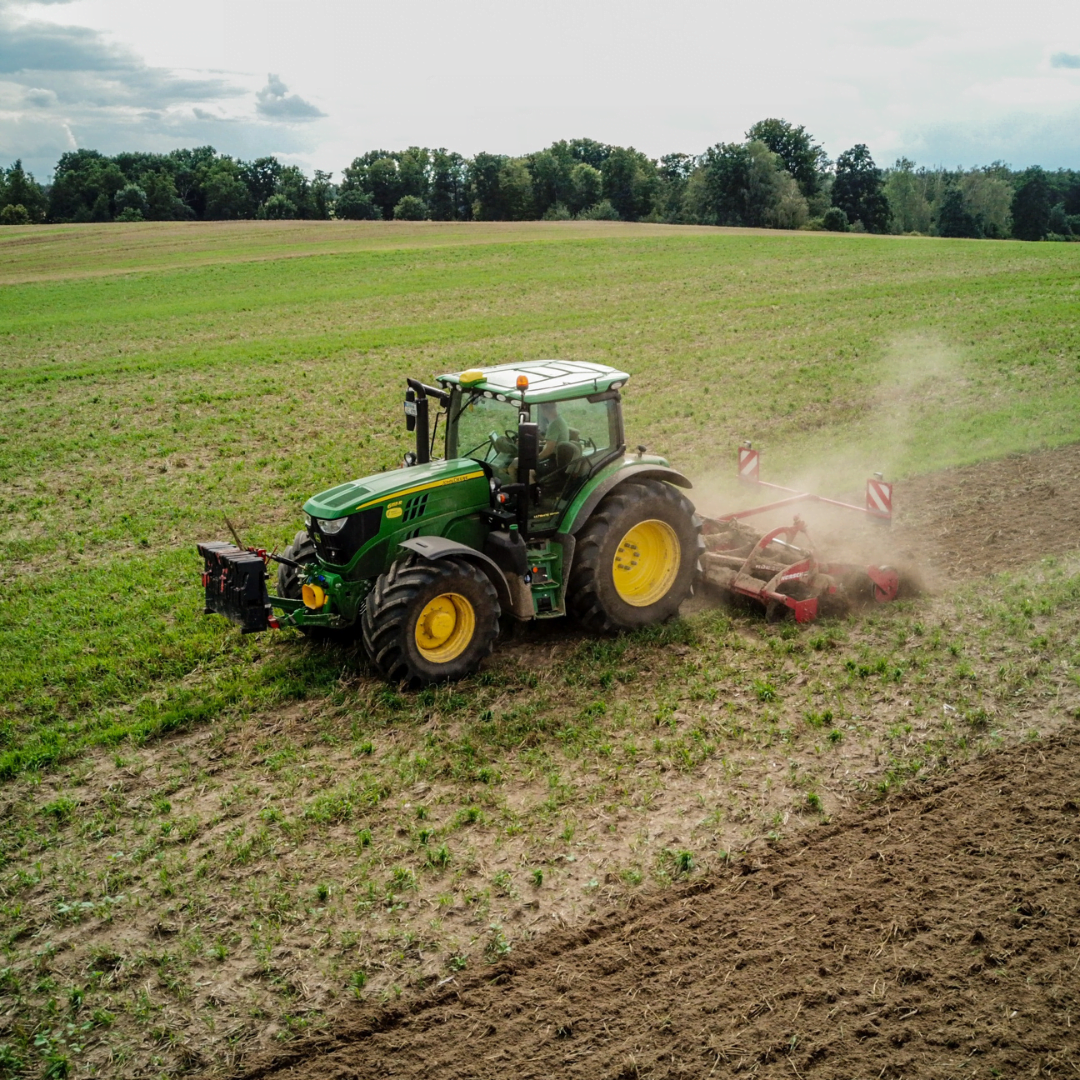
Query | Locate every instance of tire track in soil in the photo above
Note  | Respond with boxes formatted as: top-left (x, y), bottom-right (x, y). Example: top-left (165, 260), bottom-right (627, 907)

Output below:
top-left (246, 729), bottom-right (1080, 1080)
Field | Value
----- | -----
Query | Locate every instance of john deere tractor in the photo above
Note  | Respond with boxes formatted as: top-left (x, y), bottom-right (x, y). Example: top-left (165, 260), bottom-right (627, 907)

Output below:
top-left (198, 360), bottom-right (702, 685)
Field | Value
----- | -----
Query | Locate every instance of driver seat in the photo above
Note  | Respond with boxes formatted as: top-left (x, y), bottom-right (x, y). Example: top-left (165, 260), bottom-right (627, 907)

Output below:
top-left (537, 441), bottom-right (588, 509)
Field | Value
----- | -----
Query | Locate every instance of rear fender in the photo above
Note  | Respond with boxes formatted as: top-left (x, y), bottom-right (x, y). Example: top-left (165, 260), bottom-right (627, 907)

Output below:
top-left (397, 536), bottom-right (519, 616)
top-left (562, 465), bottom-right (693, 536)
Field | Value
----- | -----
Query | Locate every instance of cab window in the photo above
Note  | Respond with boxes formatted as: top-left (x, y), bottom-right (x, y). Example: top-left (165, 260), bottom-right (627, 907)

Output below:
top-left (448, 392), bottom-right (521, 469)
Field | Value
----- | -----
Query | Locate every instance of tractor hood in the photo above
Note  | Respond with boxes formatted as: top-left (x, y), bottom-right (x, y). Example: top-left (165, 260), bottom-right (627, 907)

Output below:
top-left (303, 458), bottom-right (488, 521)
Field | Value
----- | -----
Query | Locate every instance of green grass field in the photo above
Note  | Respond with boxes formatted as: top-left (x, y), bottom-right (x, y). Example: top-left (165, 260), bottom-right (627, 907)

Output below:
top-left (2, 220), bottom-right (1080, 1078)
top-left (2, 220), bottom-right (1079, 776)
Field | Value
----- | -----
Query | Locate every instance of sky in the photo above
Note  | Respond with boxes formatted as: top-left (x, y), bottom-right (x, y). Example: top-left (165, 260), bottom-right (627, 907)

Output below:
top-left (2, 0), bottom-right (1080, 181)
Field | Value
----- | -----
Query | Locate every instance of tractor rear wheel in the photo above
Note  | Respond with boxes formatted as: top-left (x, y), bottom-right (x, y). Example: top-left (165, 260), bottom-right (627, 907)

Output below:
top-left (362, 556), bottom-right (500, 686)
top-left (568, 480), bottom-right (702, 633)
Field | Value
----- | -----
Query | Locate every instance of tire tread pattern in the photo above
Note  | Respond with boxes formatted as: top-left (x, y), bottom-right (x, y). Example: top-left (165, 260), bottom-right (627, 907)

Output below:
top-left (568, 480), bottom-right (705, 633)
top-left (361, 555), bottom-right (499, 686)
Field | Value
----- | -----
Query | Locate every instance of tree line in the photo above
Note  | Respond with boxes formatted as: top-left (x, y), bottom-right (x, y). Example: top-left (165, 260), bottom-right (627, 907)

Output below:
top-left (3, 120), bottom-right (1080, 242)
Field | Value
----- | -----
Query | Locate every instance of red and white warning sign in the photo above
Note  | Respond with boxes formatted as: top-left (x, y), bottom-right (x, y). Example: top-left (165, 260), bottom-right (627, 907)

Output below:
top-left (738, 445), bottom-right (760, 484)
top-left (865, 477), bottom-right (893, 519)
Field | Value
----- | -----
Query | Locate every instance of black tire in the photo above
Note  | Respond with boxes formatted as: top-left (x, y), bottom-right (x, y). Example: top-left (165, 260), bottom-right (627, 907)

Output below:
top-left (277, 530), bottom-right (314, 600)
top-left (361, 556), bottom-right (500, 687)
top-left (568, 479), bottom-right (703, 633)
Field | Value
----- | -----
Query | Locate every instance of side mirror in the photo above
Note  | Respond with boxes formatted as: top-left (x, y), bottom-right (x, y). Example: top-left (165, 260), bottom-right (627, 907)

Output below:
top-left (517, 422), bottom-right (539, 480)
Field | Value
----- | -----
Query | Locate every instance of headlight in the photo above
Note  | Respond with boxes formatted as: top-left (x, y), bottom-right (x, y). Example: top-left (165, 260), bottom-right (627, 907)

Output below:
top-left (318, 517), bottom-right (348, 535)
top-left (304, 515), bottom-right (312, 529)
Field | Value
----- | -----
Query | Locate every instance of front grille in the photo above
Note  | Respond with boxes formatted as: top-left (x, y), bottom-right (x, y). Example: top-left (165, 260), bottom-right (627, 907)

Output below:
top-left (312, 507), bottom-right (383, 566)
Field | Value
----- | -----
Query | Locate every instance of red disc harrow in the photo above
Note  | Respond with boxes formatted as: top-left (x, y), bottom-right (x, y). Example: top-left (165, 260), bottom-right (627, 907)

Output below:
top-left (700, 443), bottom-right (899, 622)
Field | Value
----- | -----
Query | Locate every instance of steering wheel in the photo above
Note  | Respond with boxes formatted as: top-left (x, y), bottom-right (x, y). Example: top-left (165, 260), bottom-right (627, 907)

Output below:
top-left (503, 429), bottom-right (518, 442)
top-left (463, 435), bottom-right (496, 459)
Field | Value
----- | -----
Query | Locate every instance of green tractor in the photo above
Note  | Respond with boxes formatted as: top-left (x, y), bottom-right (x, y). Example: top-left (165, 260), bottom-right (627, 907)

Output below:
top-left (198, 360), bottom-right (703, 685)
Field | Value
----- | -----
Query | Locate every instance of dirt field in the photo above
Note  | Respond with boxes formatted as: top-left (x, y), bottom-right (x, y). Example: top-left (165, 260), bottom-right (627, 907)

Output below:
top-left (236, 445), bottom-right (1080, 1080)
top-left (249, 729), bottom-right (1080, 1080)
top-left (889, 441), bottom-right (1080, 584)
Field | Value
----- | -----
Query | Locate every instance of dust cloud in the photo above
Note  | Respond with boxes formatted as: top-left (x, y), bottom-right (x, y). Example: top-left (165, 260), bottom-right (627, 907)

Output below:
top-left (687, 334), bottom-right (971, 598)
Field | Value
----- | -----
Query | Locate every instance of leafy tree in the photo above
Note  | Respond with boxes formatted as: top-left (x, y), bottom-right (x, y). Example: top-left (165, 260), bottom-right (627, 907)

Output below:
top-left (48, 151), bottom-right (125, 221)
top-left (1047, 202), bottom-right (1073, 237)
top-left (498, 159), bottom-right (535, 220)
top-left (393, 194), bottom-right (428, 220)
top-left (469, 152), bottom-right (509, 220)
top-left (822, 206), bottom-right (848, 231)
top-left (241, 157), bottom-right (282, 209)
top-left (527, 145), bottom-right (575, 218)
top-left (690, 141), bottom-right (804, 228)
top-left (429, 150), bottom-right (468, 220)
top-left (167, 146), bottom-right (219, 218)
top-left (601, 147), bottom-right (657, 221)
top-left (687, 142), bottom-right (749, 225)
top-left (275, 165), bottom-right (311, 218)
top-left (1011, 168), bottom-right (1052, 240)
top-left (310, 171), bottom-right (334, 220)
top-left (568, 138), bottom-right (611, 170)
top-left (1062, 172), bottom-right (1080, 215)
top-left (260, 193), bottom-right (297, 219)
top-left (337, 148), bottom-right (429, 216)
top-left (832, 145), bottom-right (890, 233)
top-left (1, 160), bottom-right (47, 222)
top-left (141, 170), bottom-right (188, 220)
top-left (745, 118), bottom-right (827, 198)
top-left (579, 199), bottom-right (620, 220)
top-left (367, 156), bottom-right (404, 219)
top-left (568, 162), bottom-right (602, 216)
top-left (114, 183), bottom-right (149, 220)
top-left (334, 189), bottom-right (380, 219)
top-left (397, 147), bottom-right (431, 202)
top-left (0, 203), bottom-right (30, 225)
top-left (203, 159), bottom-right (253, 219)
top-left (769, 168), bottom-right (809, 229)
top-left (936, 187), bottom-right (982, 238)
top-left (883, 159), bottom-right (932, 233)
top-left (958, 170), bottom-right (1012, 238)
top-left (656, 153), bottom-right (695, 221)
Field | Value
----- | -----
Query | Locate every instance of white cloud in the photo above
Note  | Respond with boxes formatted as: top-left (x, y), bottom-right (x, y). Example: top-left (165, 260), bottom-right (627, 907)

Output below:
top-left (2, 0), bottom-right (1080, 178)
top-left (254, 74), bottom-right (324, 122)
top-left (23, 86), bottom-right (57, 106)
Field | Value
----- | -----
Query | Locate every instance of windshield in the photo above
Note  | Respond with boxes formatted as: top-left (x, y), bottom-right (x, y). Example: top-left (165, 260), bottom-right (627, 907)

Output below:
top-left (448, 392), bottom-right (522, 467)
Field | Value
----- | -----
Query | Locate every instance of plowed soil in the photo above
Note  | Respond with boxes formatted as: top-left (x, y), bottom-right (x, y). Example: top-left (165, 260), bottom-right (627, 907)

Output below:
top-left (249, 732), bottom-right (1080, 1080)
top-left (887, 441), bottom-right (1080, 585)
top-left (235, 444), bottom-right (1080, 1079)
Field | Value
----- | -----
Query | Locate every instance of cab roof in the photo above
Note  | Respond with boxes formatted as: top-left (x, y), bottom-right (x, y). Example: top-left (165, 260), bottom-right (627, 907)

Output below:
top-left (437, 360), bottom-right (629, 404)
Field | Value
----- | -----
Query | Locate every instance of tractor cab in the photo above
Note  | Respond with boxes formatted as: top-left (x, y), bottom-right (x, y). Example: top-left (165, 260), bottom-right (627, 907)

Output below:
top-left (409, 360), bottom-right (629, 533)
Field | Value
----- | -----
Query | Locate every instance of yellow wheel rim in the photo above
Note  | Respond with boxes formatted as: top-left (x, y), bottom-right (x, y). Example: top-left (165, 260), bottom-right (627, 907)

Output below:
top-left (612, 519), bottom-right (681, 607)
top-left (414, 592), bottom-right (476, 663)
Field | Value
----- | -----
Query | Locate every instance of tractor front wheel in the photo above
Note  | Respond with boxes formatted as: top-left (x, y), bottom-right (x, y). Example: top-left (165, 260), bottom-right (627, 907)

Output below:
top-left (569, 480), bottom-right (702, 633)
top-left (277, 530), bottom-right (335, 639)
top-left (362, 556), bottom-right (500, 686)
